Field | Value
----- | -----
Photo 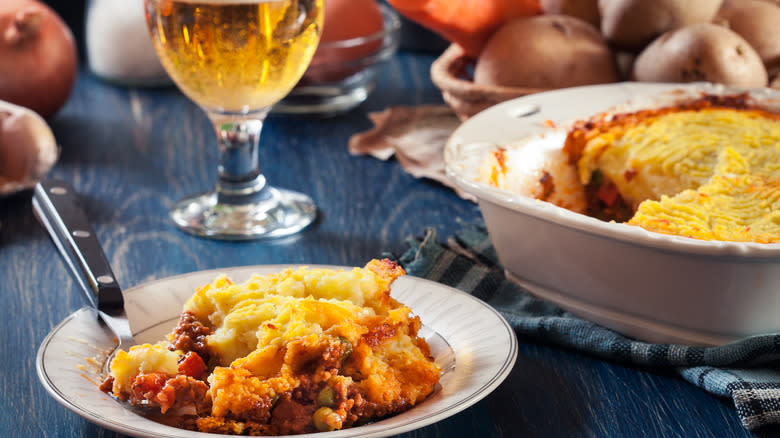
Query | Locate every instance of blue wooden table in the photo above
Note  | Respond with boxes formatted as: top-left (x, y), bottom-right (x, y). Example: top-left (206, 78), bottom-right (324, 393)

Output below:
top-left (0, 50), bottom-right (775, 437)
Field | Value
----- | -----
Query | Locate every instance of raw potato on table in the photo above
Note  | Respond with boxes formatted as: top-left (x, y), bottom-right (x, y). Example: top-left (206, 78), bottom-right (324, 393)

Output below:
top-left (714, 0), bottom-right (780, 77)
top-left (599, 0), bottom-right (723, 51)
top-left (632, 23), bottom-right (768, 88)
top-left (473, 14), bottom-right (619, 89)
top-left (539, 0), bottom-right (600, 27)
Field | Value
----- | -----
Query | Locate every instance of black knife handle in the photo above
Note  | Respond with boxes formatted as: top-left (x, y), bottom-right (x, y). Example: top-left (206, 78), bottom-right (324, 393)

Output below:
top-left (32, 179), bottom-right (124, 313)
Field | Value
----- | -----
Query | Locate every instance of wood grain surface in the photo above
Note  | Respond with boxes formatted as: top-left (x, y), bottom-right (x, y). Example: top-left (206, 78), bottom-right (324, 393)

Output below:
top-left (0, 53), bottom-right (776, 438)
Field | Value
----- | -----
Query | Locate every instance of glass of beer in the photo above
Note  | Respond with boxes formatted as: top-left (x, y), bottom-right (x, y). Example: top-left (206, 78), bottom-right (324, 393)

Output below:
top-left (144, 0), bottom-right (323, 239)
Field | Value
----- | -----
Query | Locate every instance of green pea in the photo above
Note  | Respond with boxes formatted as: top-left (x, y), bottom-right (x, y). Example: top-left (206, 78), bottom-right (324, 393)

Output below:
top-left (590, 169), bottom-right (603, 186)
top-left (312, 406), bottom-right (335, 432)
top-left (338, 337), bottom-right (353, 360)
top-left (317, 386), bottom-right (336, 407)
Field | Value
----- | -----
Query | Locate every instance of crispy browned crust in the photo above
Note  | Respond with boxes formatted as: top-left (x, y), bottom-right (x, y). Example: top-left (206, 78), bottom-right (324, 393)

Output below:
top-left (563, 93), bottom-right (777, 164)
top-left (560, 93), bottom-right (780, 222)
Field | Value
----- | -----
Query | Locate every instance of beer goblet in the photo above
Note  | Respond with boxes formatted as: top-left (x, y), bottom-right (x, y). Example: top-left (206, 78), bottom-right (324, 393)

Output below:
top-left (145, 0), bottom-right (322, 239)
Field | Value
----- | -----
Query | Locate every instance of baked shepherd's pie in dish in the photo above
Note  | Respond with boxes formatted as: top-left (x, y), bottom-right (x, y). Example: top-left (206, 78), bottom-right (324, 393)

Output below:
top-left (99, 259), bottom-right (441, 435)
top-left (445, 83), bottom-right (780, 346)
top-left (481, 93), bottom-right (780, 242)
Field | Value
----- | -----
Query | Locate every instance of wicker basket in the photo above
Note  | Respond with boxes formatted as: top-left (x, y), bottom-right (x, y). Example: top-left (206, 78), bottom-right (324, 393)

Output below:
top-left (431, 43), bottom-right (780, 121)
top-left (430, 44), bottom-right (550, 121)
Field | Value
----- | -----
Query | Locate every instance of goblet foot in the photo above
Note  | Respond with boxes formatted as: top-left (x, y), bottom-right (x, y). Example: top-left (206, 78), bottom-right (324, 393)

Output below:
top-left (170, 186), bottom-right (316, 240)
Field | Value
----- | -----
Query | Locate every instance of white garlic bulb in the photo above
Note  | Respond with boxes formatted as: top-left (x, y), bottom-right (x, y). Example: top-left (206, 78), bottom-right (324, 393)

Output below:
top-left (0, 100), bottom-right (58, 195)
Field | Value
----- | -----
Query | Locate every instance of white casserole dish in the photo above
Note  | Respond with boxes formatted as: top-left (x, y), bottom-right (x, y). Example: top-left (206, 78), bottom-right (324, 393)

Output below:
top-left (444, 82), bottom-right (780, 346)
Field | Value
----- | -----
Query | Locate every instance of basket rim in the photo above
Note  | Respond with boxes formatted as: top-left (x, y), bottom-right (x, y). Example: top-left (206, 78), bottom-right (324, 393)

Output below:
top-left (430, 44), bottom-right (550, 99)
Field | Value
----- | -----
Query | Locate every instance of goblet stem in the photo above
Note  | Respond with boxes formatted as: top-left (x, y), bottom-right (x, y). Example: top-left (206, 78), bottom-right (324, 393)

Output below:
top-left (168, 113), bottom-right (317, 240)
top-left (214, 115), bottom-right (266, 201)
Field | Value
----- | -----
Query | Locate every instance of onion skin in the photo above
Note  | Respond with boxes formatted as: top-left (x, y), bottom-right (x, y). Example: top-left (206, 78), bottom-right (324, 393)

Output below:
top-left (0, 0), bottom-right (77, 118)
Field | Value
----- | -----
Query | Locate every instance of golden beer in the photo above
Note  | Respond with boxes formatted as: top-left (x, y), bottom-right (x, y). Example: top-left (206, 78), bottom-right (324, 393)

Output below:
top-left (145, 0), bottom-right (322, 113)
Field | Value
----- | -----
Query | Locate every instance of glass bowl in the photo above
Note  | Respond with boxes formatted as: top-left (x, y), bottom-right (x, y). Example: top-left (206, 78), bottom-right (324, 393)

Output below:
top-left (274, 3), bottom-right (401, 116)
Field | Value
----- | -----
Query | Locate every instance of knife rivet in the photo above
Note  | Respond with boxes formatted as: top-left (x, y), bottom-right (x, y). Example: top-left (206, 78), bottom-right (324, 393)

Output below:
top-left (50, 187), bottom-right (67, 195)
top-left (73, 230), bottom-right (90, 238)
top-left (97, 275), bottom-right (114, 284)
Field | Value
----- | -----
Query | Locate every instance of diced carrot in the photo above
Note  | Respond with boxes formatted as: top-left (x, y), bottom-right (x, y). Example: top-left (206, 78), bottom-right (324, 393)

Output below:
top-left (131, 373), bottom-right (168, 403)
top-left (597, 181), bottom-right (620, 207)
top-left (178, 351), bottom-right (208, 379)
top-left (386, 0), bottom-right (541, 57)
top-left (493, 148), bottom-right (507, 173)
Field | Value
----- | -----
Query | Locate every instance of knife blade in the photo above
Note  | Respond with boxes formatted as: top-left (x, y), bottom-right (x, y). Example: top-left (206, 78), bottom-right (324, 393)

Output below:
top-left (32, 179), bottom-right (134, 375)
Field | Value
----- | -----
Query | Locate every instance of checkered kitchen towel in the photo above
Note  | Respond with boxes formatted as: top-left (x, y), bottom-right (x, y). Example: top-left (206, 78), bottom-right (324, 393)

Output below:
top-left (391, 221), bottom-right (780, 431)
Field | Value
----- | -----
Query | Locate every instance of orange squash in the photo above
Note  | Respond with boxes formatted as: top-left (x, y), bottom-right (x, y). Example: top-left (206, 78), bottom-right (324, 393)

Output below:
top-left (387, 0), bottom-right (541, 57)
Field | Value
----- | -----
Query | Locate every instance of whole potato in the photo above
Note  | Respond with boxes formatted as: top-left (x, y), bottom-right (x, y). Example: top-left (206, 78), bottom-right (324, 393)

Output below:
top-left (600, 0), bottom-right (723, 51)
top-left (632, 23), bottom-right (768, 87)
top-left (474, 15), bottom-right (619, 89)
top-left (715, 0), bottom-right (780, 77)
top-left (540, 0), bottom-right (600, 27)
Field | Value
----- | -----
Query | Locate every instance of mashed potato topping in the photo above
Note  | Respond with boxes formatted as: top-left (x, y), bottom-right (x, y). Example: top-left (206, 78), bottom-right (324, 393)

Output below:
top-left (572, 107), bottom-right (780, 209)
top-left (628, 148), bottom-right (780, 243)
top-left (102, 259), bottom-right (441, 435)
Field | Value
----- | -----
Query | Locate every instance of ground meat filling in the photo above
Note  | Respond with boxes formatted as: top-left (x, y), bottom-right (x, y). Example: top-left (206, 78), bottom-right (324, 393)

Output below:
top-left (585, 170), bottom-right (633, 222)
top-left (98, 375), bottom-right (114, 393)
top-left (169, 311), bottom-right (212, 363)
top-left (130, 373), bottom-right (210, 414)
top-left (101, 316), bottom-right (431, 435)
top-left (100, 312), bottom-right (214, 413)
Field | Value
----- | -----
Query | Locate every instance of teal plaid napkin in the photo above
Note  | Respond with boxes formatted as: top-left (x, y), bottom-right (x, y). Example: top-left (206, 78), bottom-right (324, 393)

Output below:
top-left (392, 221), bottom-right (780, 431)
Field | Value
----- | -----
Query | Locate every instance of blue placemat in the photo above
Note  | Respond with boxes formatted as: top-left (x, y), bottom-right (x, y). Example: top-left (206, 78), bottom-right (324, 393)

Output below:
top-left (391, 220), bottom-right (780, 431)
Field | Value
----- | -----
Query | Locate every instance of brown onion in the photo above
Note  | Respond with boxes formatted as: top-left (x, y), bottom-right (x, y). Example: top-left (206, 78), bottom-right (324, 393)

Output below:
top-left (0, 0), bottom-right (77, 118)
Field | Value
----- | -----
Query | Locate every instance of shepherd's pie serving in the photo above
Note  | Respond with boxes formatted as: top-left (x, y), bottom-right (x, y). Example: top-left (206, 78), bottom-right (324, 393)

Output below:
top-left (100, 259), bottom-right (440, 435)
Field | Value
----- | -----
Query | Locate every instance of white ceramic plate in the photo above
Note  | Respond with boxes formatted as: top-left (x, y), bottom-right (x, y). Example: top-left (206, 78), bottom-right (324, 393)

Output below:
top-left (36, 265), bottom-right (517, 438)
top-left (445, 82), bottom-right (780, 346)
